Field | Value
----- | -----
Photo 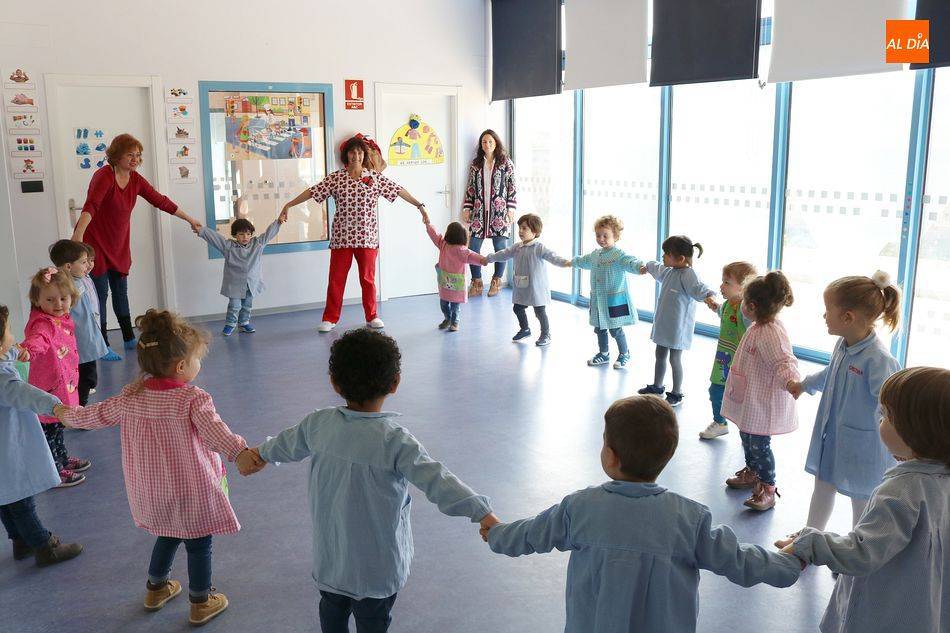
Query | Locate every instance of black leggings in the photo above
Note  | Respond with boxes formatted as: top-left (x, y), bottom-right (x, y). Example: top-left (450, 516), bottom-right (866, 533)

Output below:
top-left (513, 304), bottom-right (549, 335)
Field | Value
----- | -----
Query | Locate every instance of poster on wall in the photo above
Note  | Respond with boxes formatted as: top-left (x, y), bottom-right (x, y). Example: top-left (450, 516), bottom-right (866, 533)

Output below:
top-left (167, 123), bottom-right (197, 143)
top-left (169, 164), bottom-right (197, 184)
top-left (4, 89), bottom-right (37, 112)
top-left (166, 101), bottom-right (193, 122)
top-left (11, 156), bottom-right (45, 179)
top-left (74, 127), bottom-right (109, 158)
top-left (167, 143), bottom-right (196, 163)
top-left (77, 155), bottom-right (107, 170)
top-left (223, 94), bottom-right (312, 160)
top-left (387, 114), bottom-right (444, 166)
top-left (166, 87), bottom-right (192, 103)
top-left (9, 134), bottom-right (42, 157)
top-left (5, 112), bottom-right (40, 133)
top-left (2, 68), bottom-right (35, 91)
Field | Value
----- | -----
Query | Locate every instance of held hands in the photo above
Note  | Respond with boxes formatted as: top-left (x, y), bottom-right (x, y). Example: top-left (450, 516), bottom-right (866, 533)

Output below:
top-left (278, 205), bottom-right (289, 224)
top-left (561, 259), bottom-right (573, 268)
top-left (479, 512), bottom-right (501, 542)
top-left (420, 208), bottom-right (430, 225)
top-left (15, 345), bottom-right (30, 362)
top-left (639, 265), bottom-right (647, 275)
top-left (786, 381), bottom-right (803, 400)
top-left (236, 447), bottom-right (267, 476)
top-left (52, 403), bottom-right (78, 426)
top-left (704, 296), bottom-right (720, 312)
top-left (479, 255), bottom-right (489, 266)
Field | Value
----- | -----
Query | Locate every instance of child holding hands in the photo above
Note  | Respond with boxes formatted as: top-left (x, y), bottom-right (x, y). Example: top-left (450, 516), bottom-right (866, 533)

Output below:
top-left (570, 215), bottom-right (642, 369)
top-left (423, 217), bottom-right (484, 331)
top-left (241, 329), bottom-right (498, 633)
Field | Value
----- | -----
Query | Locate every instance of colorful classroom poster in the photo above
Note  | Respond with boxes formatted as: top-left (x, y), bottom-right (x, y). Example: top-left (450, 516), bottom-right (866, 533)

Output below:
top-left (223, 94), bottom-right (313, 160)
top-left (387, 114), bottom-right (444, 166)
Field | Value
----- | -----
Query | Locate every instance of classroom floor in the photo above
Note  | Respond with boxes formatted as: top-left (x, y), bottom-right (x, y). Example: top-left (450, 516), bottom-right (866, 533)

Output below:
top-left (1, 291), bottom-right (848, 633)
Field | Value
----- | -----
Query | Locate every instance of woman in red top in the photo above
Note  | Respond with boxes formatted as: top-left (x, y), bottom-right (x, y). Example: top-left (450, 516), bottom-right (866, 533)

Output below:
top-left (71, 134), bottom-right (202, 352)
top-left (281, 136), bottom-right (426, 332)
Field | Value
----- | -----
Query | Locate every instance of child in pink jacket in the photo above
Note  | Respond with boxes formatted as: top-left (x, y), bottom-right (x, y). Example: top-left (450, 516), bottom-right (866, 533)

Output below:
top-left (424, 218), bottom-right (485, 332)
top-left (19, 267), bottom-right (90, 487)
top-left (721, 271), bottom-right (800, 512)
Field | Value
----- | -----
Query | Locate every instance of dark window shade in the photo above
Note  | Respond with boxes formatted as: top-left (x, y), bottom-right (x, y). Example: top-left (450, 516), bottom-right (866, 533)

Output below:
top-left (650, 0), bottom-right (761, 87)
top-left (911, 0), bottom-right (950, 70)
top-left (492, 0), bottom-right (562, 100)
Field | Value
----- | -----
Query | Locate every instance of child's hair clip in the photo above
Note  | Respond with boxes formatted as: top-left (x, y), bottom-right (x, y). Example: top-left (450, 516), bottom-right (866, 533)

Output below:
top-left (138, 340), bottom-right (159, 349)
top-left (42, 267), bottom-right (58, 282)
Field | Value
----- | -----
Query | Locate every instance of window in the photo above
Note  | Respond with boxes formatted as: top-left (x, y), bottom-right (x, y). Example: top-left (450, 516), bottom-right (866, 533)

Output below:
top-left (513, 92), bottom-right (576, 294)
top-left (782, 71), bottom-right (914, 352)
top-left (907, 69), bottom-right (950, 367)
top-left (582, 84), bottom-right (660, 312)
top-left (200, 82), bottom-right (333, 254)
top-left (669, 77), bottom-right (775, 326)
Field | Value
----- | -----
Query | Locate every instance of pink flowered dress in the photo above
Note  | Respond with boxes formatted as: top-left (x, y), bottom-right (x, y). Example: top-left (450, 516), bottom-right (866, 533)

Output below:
top-left (308, 168), bottom-right (402, 249)
top-left (22, 308), bottom-right (79, 424)
top-left (64, 378), bottom-right (246, 538)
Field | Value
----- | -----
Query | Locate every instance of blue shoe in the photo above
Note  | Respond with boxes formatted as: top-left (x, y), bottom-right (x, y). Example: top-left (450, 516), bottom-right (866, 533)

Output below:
top-left (100, 348), bottom-right (122, 361)
top-left (123, 338), bottom-right (137, 350)
top-left (637, 384), bottom-right (665, 395)
top-left (665, 392), bottom-right (684, 407)
top-left (222, 325), bottom-right (235, 336)
top-left (238, 323), bottom-right (255, 334)
top-left (587, 352), bottom-right (610, 366)
top-left (613, 353), bottom-right (631, 369)
top-left (512, 328), bottom-right (532, 342)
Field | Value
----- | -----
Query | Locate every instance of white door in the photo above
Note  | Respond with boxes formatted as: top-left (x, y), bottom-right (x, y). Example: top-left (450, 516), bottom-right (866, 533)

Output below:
top-left (376, 84), bottom-right (459, 299)
top-left (45, 77), bottom-right (169, 330)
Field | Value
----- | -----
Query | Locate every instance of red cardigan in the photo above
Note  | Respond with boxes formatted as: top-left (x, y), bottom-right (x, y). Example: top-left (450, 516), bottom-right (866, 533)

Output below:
top-left (82, 166), bottom-right (178, 276)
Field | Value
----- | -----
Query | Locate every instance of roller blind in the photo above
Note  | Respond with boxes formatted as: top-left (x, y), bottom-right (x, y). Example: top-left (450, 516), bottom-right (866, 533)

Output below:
top-left (564, 0), bottom-right (648, 90)
top-left (911, 0), bottom-right (950, 70)
top-left (491, 0), bottom-right (562, 100)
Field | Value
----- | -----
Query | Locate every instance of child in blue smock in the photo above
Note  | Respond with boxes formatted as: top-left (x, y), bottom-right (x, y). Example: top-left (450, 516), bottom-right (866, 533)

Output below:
top-left (779, 366), bottom-right (950, 633)
top-left (569, 215), bottom-right (642, 369)
top-left (638, 235), bottom-right (718, 407)
top-left (785, 272), bottom-right (902, 530)
top-left (49, 240), bottom-right (108, 406)
top-left (482, 395), bottom-right (801, 633)
top-left (242, 328), bottom-right (498, 632)
top-left (197, 213), bottom-right (285, 336)
top-left (0, 305), bottom-right (83, 567)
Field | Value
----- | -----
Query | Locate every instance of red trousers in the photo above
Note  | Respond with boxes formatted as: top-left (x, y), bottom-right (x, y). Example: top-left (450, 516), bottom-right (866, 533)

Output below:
top-left (323, 247), bottom-right (378, 323)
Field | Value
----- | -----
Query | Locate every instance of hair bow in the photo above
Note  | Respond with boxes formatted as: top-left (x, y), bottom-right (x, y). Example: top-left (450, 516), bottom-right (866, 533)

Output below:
top-left (42, 267), bottom-right (57, 283)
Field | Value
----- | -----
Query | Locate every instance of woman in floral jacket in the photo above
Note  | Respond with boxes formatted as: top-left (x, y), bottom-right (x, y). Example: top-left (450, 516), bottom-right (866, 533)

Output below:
top-left (461, 130), bottom-right (517, 297)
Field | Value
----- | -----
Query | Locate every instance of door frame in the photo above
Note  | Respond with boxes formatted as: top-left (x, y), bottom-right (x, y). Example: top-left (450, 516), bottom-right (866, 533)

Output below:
top-left (44, 73), bottom-right (177, 309)
top-left (374, 82), bottom-right (461, 301)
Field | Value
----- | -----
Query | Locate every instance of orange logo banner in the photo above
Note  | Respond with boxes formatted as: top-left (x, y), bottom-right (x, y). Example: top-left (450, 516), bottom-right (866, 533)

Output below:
top-left (886, 20), bottom-right (930, 63)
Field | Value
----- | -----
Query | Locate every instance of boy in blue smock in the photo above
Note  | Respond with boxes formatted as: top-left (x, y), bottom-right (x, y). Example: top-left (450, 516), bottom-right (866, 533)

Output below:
top-left (0, 305), bottom-right (83, 567)
top-left (198, 213), bottom-right (285, 336)
top-left (482, 395), bottom-right (802, 633)
top-left (242, 328), bottom-right (498, 633)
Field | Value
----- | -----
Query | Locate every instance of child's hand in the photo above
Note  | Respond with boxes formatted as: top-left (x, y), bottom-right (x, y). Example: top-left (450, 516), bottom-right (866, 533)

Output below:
top-left (562, 259), bottom-right (573, 268)
top-left (53, 404), bottom-right (75, 425)
top-left (639, 265), bottom-right (647, 275)
top-left (479, 512), bottom-right (501, 542)
top-left (704, 296), bottom-right (720, 312)
top-left (420, 209), bottom-right (430, 225)
top-left (237, 447), bottom-right (266, 476)
top-left (16, 345), bottom-right (30, 362)
top-left (786, 381), bottom-right (803, 399)
top-left (479, 255), bottom-right (489, 266)
top-left (278, 206), bottom-right (289, 224)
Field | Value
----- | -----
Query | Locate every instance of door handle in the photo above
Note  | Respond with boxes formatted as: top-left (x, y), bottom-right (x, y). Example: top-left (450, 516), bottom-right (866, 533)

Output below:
top-left (435, 189), bottom-right (450, 194)
top-left (68, 198), bottom-right (83, 226)
top-left (435, 189), bottom-right (451, 207)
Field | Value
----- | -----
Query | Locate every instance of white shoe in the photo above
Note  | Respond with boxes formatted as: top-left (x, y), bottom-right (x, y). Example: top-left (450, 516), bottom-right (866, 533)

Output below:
top-left (366, 318), bottom-right (385, 329)
top-left (699, 421), bottom-right (729, 440)
top-left (317, 321), bottom-right (336, 333)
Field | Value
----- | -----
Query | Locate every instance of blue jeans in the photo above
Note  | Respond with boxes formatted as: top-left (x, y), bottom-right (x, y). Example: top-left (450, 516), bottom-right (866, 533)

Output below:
top-left (595, 326), bottom-right (628, 355)
top-left (740, 432), bottom-right (776, 485)
top-left (225, 290), bottom-right (253, 326)
top-left (319, 590), bottom-right (397, 633)
top-left (92, 270), bottom-right (133, 344)
top-left (708, 382), bottom-right (725, 424)
top-left (1, 496), bottom-right (50, 548)
top-left (147, 535), bottom-right (213, 601)
top-left (440, 300), bottom-right (460, 324)
top-left (468, 235), bottom-right (509, 279)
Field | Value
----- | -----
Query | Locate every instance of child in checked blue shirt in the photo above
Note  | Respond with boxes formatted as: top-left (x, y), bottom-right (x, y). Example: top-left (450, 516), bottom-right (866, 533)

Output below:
top-left (243, 329), bottom-right (498, 632)
top-left (198, 213), bottom-right (284, 336)
top-left (482, 395), bottom-right (801, 633)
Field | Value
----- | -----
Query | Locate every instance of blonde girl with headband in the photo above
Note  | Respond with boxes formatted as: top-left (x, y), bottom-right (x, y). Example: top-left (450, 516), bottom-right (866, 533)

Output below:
top-left (784, 272), bottom-right (901, 532)
top-left (18, 267), bottom-right (90, 487)
top-left (61, 310), bottom-right (263, 626)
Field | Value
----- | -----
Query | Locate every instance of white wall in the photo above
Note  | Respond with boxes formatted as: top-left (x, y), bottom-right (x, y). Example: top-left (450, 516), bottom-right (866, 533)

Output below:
top-left (0, 0), bottom-right (493, 328)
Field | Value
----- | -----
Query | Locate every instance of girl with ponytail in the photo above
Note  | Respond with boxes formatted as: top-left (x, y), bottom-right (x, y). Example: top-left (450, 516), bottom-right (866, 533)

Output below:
top-left (782, 271), bottom-right (902, 534)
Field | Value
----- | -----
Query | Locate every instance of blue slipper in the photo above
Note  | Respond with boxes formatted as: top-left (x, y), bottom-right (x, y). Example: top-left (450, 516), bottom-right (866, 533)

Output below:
top-left (100, 348), bottom-right (122, 361)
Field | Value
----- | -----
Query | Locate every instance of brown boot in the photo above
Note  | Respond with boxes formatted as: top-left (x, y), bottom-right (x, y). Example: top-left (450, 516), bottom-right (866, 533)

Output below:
top-left (189, 591), bottom-right (228, 626)
top-left (34, 535), bottom-right (83, 567)
top-left (725, 466), bottom-right (759, 489)
top-left (12, 538), bottom-right (34, 560)
top-left (744, 481), bottom-right (780, 511)
top-left (144, 579), bottom-right (182, 612)
top-left (488, 276), bottom-right (502, 297)
top-left (468, 279), bottom-right (483, 297)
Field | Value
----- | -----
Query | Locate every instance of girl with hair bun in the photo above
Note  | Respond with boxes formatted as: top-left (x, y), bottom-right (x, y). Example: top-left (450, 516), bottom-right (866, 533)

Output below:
top-left (721, 271), bottom-right (800, 512)
top-left (783, 271), bottom-right (902, 532)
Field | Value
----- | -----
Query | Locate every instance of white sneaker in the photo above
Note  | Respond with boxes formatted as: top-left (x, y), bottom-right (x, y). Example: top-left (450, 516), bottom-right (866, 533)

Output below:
top-left (366, 318), bottom-right (385, 329)
top-left (317, 321), bottom-right (336, 333)
top-left (699, 421), bottom-right (729, 440)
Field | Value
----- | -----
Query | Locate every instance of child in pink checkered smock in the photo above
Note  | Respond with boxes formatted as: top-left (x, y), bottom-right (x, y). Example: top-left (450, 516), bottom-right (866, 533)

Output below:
top-left (62, 309), bottom-right (262, 626)
top-left (721, 271), bottom-right (800, 513)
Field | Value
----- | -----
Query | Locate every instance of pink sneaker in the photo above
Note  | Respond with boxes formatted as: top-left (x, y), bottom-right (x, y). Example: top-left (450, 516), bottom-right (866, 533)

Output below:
top-left (65, 457), bottom-right (91, 473)
top-left (56, 469), bottom-right (85, 488)
top-left (725, 466), bottom-right (759, 489)
top-left (744, 481), bottom-right (780, 511)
